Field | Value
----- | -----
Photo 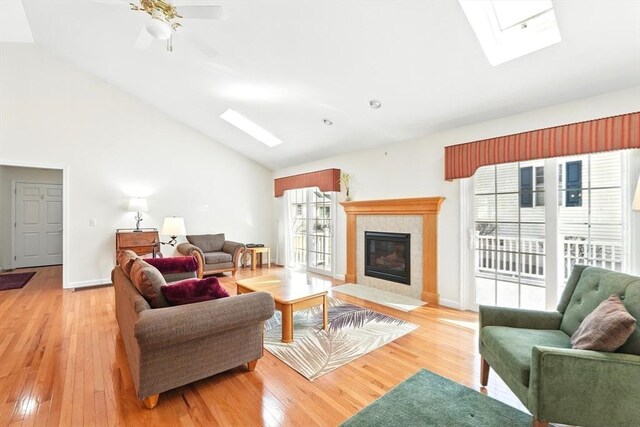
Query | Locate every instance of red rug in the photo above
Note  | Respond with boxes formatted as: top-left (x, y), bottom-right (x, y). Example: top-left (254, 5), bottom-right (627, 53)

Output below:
top-left (0, 272), bottom-right (36, 291)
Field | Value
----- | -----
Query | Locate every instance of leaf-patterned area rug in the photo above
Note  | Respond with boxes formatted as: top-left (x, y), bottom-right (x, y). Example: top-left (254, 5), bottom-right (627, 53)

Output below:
top-left (264, 297), bottom-right (418, 381)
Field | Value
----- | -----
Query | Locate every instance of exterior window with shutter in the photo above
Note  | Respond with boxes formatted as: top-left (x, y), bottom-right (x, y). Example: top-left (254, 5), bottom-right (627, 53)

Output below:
top-left (565, 161), bottom-right (582, 207)
top-left (520, 166), bottom-right (533, 208)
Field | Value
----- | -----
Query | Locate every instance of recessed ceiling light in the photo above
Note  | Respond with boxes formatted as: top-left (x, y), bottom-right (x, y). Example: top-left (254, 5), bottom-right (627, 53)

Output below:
top-left (220, 109), bottom-right (283, 147)
top-left (369, 100), bottom-right (382, 109)
top-left (459, 0), bottom-right (561, 66)
top-left (323, 119), bottom-right (333, 125)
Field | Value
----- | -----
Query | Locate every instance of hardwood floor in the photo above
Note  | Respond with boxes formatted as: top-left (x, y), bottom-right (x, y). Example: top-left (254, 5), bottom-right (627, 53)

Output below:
top-left (0, 265), bottom-right (529, 426)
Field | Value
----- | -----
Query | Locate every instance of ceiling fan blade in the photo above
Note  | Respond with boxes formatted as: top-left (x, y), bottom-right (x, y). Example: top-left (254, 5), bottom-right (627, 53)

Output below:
top-left (181, 28), bottom-right (218, 58)
top-left (134, 28), bottom-right (154, 49)
top-left (178, 5), bottom-right (227, 20)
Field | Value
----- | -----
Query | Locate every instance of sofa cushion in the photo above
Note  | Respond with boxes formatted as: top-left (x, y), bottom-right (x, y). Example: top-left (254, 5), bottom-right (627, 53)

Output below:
top-left (481, 326), bottom-right (571, 386)
top-left (204, 251), bottom-right (233, 265)
top-left (129, 259), bottom-right (170, 308)
top-left (161, 277), bottom-right (229, 306)
top-left (559, 266), bottom-right (640, 355)
top-left (116, 250), bottom-right (139, 278)
top-left (187, 234), bottom-right (225, 253)
top-left (571, 295), bottom-right (637, 351)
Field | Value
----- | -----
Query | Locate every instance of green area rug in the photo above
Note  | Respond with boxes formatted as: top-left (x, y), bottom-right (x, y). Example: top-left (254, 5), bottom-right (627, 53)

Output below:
top-left (341, 369), bottom-right (531, 427)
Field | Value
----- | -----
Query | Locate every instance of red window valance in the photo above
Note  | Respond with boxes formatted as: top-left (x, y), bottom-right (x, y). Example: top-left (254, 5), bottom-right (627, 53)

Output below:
top-left (274, 168), bottom-right (341, 197)
top-left (444, 112), bottom-right (640, 181)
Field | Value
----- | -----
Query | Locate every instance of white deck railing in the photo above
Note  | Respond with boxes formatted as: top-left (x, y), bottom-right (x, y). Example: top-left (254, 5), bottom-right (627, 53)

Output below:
top-left (476, 235), bottom-right (622, 282)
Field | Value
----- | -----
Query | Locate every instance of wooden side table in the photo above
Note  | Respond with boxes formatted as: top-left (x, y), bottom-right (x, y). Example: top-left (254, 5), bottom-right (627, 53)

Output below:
top-left (245, 247), bottom-right (271, 270)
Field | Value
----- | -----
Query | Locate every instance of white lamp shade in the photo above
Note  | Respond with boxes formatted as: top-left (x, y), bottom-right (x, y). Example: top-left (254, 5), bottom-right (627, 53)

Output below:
top-left (128, 197), bottom-right (148, 212)
top-left (161, 217), bottom-right (186, 236)
top-left (633, 176), bottom-right (640, 211)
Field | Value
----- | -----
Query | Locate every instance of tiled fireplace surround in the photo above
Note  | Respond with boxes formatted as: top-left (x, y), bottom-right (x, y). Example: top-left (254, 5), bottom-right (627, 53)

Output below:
top-left (341, 197), bottom-right (445, 304)
top-left (357, 216), bottom-right (423, 299)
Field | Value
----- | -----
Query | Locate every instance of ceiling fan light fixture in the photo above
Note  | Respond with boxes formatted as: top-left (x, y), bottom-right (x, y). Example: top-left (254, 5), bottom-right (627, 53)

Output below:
top-left (145, 17), bottom-right (172, 40)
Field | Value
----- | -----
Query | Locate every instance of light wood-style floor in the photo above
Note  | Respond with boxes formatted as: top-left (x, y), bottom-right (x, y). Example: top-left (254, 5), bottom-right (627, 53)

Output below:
top-left (0, 265), bottom-right (529, 426)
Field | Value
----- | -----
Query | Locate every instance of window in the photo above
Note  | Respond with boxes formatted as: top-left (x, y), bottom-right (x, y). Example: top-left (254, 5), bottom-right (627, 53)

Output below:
top-left (535, 166), bottom-right (545, 206)
top-left (558, 154), bottom-right (622, 293)
top-left (458, 0), bottom-right (561, 66)
top-left (519, 166), bottom-right (544, 208)
top-left (475, 160), bottom-right (546, 309)
top-left (288, 188), bottom-right (335, 275)
top-left (565, 161), bottom-right (582, 207)
top-left (472, 151), bottom-right (630, 310)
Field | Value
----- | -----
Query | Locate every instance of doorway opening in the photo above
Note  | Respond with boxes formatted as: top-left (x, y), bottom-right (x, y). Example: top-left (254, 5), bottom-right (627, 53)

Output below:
top-left (0, 163), bottom-right (65, 285)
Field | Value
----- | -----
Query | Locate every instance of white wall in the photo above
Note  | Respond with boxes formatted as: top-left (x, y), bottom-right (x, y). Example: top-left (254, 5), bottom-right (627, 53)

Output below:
top-left (274, 86), bottom-right (640, 308)
top-left (0, 166), bottom-right (63, 269)
top-left (0, 44), bottom-right (274, 288)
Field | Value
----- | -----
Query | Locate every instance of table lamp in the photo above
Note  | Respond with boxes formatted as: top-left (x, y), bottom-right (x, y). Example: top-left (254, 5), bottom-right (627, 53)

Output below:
top-left (161, 217), bottom-right (186, 246)
top-left (128, 197), bottom-right (148, 232)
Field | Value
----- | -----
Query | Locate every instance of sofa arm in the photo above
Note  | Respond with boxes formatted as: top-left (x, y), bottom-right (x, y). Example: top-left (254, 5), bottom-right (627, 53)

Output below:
top-left (134, 292), bottom-right (274, 350)
top-left (529, 346), bottom-right (640, 426)
top-left (177, 243), bottom-right (206, 278)
top-left (222, 240), bottom-right (245, 258)
top-left (177, 242), bottom-right (204, 259)
top-left (479, 305), bottom-right (563, 330)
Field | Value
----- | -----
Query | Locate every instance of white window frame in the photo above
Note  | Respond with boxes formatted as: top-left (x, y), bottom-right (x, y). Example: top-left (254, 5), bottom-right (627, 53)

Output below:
top-left (460, 149), bottom-right (640, 311)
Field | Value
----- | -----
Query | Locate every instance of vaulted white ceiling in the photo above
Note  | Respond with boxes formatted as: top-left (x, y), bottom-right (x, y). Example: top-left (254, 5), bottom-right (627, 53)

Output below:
top-left (18, 0), bottom-right (640, 169)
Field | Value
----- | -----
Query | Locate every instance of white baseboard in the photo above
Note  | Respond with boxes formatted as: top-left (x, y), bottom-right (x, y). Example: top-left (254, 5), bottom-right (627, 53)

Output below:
top-left (67, 278), bottom-right (111, 289)
top-left (334, 274), bottom-right (345, 281)
top-left (438, 298), bottom-right (462, 309)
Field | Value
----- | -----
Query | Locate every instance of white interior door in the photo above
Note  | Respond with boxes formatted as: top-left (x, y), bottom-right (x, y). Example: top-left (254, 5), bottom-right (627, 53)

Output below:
top-left (14, 182), bottom-right (63, 268)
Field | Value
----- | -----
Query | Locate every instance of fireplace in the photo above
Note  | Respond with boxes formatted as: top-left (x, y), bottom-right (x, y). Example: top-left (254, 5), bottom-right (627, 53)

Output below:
top-left (364, 231), bottom-right (411, 285)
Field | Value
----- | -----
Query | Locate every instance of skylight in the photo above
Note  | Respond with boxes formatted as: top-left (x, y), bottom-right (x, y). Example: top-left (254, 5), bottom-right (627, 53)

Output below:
top-left (0, 0), bottom-right (34, 43)
top-left (220, 109), bottom-right (283, 147)
top-left (459, 0), bottom-right (561, 66)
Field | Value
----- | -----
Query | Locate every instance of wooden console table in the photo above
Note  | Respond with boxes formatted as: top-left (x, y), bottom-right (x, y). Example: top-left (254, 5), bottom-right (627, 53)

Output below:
top-left (115, 229), bottom-right (160, 259)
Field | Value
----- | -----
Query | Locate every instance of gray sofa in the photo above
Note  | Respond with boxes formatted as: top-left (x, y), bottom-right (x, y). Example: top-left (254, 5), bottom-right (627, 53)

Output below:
top-left (177, 233), bottom-right (244, 278)
top-left (112, 260), bottom-right (274, 408)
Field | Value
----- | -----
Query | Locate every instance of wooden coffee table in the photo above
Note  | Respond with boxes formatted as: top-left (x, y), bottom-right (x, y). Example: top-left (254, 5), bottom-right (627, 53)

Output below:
top-left (236, 271), bottom-right (332, 343)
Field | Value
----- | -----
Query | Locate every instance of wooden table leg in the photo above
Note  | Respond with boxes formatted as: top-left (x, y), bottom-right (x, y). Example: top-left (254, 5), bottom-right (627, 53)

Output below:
top-left (281, 305), bottom-right (294, 343)
top-left (322, 294), bottom-right (328, 330)
top-left (251, 250), bottom-right (256, 271)
top-left (267, 248), bottom-right (271, 268)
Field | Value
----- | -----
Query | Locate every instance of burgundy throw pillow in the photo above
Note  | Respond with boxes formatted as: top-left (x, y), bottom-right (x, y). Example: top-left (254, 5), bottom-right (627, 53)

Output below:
top-left (145, 256), bottom-right (198, 274)
top-left (162, 277), bottom-right (229, 306)
top-left (571, 295), bottom-right (637, 351)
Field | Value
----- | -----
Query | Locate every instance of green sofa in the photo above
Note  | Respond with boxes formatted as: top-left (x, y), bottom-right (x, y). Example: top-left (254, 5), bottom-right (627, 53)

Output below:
top-left (479, 265), bottom-right (639, 427)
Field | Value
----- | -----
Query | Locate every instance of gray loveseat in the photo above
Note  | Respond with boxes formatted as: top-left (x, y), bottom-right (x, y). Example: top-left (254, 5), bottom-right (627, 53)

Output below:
top-left (177, 233), bottom-right (245, 278)
top-left (112, 256), bottom-right (274, 408)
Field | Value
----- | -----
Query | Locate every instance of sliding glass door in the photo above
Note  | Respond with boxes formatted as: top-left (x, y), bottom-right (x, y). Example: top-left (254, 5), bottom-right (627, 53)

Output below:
top-left (288, 188), bottom-right (335, 276)
top-left (470, 150), bottom-right (631, 310)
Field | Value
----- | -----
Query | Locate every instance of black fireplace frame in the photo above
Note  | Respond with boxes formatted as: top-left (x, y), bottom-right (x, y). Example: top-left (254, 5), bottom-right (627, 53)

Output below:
top-left (364, 231), bottom-right (411, 285)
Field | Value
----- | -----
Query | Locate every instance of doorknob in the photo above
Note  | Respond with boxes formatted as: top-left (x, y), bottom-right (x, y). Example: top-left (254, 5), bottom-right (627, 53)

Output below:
top-left (58, 228), bottom-right (63, 232)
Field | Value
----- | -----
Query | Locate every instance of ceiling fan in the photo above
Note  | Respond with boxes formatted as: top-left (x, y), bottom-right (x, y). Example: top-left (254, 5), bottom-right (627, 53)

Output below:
top-left (95, 0), bottom-right (226, 56)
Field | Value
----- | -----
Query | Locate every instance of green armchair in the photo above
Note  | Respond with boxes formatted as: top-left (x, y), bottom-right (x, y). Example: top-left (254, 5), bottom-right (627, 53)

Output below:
top-left (479, 265), bottom-right (640, 427)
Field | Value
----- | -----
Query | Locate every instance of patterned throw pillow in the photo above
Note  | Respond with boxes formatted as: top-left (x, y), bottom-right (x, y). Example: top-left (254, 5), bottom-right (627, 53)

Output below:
top-left (162, 277), bottom-right (229, 306)
top-left (116, 250), bottom-right (139, 278)
top-left (129, 259), bottom-right (170, 308)
top-left (571, 295), bottom-right (637, 351)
